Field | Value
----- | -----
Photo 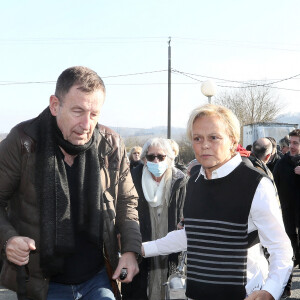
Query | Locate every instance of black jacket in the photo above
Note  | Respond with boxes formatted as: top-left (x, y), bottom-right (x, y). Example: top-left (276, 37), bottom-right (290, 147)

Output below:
top-left (267, 153), bottom-right (281, 174)
top-left (130, 159), bottom-right (143, 171)
top-left (273, 153), bottom-right (300, 236)
top-left (122, 164), bottom-right (187, 300)
top-left (131, 164), bottom-right (187, 243)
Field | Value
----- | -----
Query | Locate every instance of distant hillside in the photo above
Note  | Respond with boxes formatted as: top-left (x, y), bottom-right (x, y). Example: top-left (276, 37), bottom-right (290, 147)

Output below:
top-left (111, 126), bottom-right (186, 138)
top-left (1, 113), bottom-right (298, 143)
top-left (0, 126), bottom-right (186, 142)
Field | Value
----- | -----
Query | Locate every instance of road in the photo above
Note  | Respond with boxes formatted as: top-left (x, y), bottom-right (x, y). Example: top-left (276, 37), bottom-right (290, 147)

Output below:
top-left (1, 269), bottom-right (300, 299)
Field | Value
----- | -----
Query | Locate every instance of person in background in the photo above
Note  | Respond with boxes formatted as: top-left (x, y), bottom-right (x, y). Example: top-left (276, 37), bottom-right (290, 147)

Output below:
top-left (273, 129), bottom-right (300, 298)
top-left (279, 136), bottom-right (290, 155)
top-left (0, 66), bottom-right (142, 300)
top-left (236, 144), bottom-right (251, 158)
top-left (128, 146), bottom-right (143, 171)
top-left (246, 144), bottom-right (253, 151)
top-left (186, 158), bottom-right (201, 177)
top-left (236, 144), bottom-right (254, 167)
top-left (266, 136), bottom-right (281, 174)
top-left (122, 137), bottom-right (187, 300)
top-left (169, 139), bottom-right (187, 173)
top-left (249, 138), bottom-right (273, 178)
top-left (142, 104), bottom-right (293, 300)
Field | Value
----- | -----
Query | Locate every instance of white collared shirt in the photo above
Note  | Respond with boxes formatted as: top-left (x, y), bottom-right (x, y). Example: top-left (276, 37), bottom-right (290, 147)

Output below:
top-left (143, 153), bottom-right (293, 300)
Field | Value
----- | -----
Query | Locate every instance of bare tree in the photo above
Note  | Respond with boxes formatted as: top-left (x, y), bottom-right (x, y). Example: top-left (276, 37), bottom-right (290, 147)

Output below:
top-left (215, 85), bottom-right (282, 127)
top-left (123, 136), bottom-right (148, 153)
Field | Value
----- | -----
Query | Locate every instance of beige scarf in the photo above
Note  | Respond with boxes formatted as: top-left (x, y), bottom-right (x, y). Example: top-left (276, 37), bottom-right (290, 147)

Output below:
top-left (142, 166), bottom-right (173, 300)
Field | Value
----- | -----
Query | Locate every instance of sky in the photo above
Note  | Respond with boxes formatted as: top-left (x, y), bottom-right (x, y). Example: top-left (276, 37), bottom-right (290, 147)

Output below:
top-left (1, 0), bottom-right (300, 134)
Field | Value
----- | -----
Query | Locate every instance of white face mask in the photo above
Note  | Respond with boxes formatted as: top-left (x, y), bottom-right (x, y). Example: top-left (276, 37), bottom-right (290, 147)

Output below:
top-left (147, 161), bottom-right (168, 177)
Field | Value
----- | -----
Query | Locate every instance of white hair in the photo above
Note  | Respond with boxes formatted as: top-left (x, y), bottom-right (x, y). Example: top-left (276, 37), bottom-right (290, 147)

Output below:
top-left (141, 137), bottom-right (175, 167)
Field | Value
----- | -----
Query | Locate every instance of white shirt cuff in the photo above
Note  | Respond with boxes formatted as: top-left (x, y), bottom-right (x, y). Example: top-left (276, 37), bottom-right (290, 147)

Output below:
top-left (143, 241), bottom-right (159, 258)
top-left (262, 278), bottom-right (284, 300)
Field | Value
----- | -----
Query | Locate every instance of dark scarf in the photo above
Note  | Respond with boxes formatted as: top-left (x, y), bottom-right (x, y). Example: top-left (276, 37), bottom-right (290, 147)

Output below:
top-left (291, 154), bottom-right (300, 166)
top-left (36, 107), bottom-right (103, 276)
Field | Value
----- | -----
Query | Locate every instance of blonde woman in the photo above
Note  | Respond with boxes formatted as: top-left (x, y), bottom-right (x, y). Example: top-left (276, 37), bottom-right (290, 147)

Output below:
top-left (142, 104), bottom-right (293, 300)
top-left (128, 146), bottom-right (143, 171)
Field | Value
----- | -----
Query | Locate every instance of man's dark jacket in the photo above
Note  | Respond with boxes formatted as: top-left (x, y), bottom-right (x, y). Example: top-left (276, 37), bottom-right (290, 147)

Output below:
top-left (267, 152), bottom-right (281, 174)
top-left (0, 114), bottom-right (142, 300)
top-left (273, 152), bottom-right (300, 263)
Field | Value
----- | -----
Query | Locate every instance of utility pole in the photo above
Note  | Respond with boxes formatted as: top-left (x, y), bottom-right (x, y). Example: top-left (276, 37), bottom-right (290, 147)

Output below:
top-left (167, 37), bottom-right (171, 139)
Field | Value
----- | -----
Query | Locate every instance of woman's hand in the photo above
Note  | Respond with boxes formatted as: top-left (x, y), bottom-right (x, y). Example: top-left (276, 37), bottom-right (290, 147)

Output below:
top-left (244, 290), bottom-right (274, 300)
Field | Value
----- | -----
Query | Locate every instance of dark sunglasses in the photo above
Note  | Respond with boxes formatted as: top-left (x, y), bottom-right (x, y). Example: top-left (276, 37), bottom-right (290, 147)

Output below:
top-left (146, 154), bottom-right (166, 162)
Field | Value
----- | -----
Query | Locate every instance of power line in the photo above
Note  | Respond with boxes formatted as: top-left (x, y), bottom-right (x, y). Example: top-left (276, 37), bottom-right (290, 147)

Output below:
top-left (103, 70), bottom-right (167, 78)
top-left (172, 69), bottom-right (300, 85)
top-left (172, 37), bottom-right (300, 53)
top-left (217, 84), bottom-right (300, 92)
top-left (172, 69), bottom-right (300, 91)
top-left (0, 37), bottom-right (168, 45)
top-left (1, 36), bottom-right (300, 52)
top-left (1, 69), bottom-right (300, 91)
top-left (0, 70), bottom-right (168, 86)
top-left (0, 81), bottom-right (55, 86)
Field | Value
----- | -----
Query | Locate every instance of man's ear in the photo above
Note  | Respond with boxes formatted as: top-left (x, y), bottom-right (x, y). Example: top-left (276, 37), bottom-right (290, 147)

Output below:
top-left (49, 95), bottom-right (60, 116)
top-left (265, 153), bottom-right (271, 162)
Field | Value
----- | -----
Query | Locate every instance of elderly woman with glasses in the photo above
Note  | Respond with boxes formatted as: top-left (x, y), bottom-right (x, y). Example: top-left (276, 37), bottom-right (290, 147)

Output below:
top-left (141, 104), bottom-right (293, 300)
top-left (122, 137), bottom-right (187, 300)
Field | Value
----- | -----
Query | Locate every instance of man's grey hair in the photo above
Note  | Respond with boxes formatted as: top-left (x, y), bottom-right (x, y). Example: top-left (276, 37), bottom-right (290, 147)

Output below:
top-left (55, 66), bottom-right (106, 102)
top-left (141, 137), bottom-right (175, 167)
top-left (252, 138), bottom-right (272, 160)
top-left (279, 136), bottom-right (289, 149)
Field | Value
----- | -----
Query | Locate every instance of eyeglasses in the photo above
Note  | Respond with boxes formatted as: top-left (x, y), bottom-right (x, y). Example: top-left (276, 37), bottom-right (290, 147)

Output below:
top-left (146, 154), bottom-right (166, 162)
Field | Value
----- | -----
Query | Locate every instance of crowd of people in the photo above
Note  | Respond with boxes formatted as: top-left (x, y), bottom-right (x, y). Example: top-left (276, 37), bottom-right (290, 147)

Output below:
top-left (0, 66), bottom-right (299, 300)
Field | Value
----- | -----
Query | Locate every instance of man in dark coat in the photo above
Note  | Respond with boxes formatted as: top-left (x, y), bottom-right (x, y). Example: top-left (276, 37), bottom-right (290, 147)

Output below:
top-left (266, 136), bottom-right (281, 174)
top-left (0, 66), bottom-right (142, 300)
top-left (249, 138), bottom-right (273, 178)
top-left (274, 129), bottom-right (300, 297)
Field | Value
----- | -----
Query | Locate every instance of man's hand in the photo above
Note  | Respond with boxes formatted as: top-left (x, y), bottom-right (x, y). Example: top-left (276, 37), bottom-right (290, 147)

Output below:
top-left (294, 166), bottom-right (300, 175)
top-left (5, 236), bottom-right (36, 266)
top-left (245, 290), bottom-right (274, 300)
top-left (112, 252), bottom-right (139, 283)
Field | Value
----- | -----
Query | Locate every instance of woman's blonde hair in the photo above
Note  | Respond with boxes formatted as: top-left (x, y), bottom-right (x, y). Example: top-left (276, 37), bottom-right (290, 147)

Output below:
top-left (186, 104), bottom-right (240, 153)
top-left (128, 146), bottom-right (142, 161)
top-left (168, 139), bottom-right (180, 157)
